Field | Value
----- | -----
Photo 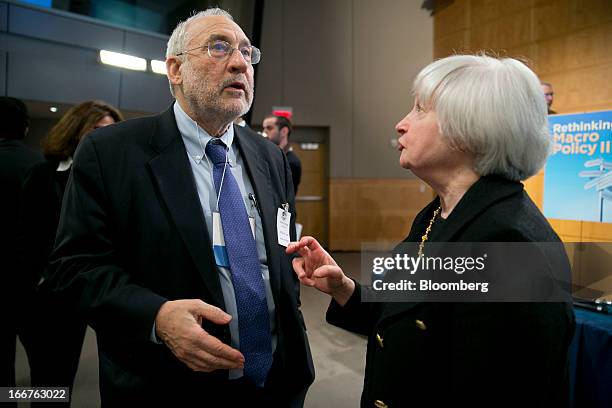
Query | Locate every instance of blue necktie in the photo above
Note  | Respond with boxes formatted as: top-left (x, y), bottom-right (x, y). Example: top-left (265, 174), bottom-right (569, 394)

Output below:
top-left (205, 139), bottom-right (273, 387)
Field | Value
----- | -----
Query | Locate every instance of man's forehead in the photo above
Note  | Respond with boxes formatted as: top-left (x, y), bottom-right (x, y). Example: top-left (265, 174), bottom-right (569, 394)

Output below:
top-left (186, 16), bottom-right (250, 45)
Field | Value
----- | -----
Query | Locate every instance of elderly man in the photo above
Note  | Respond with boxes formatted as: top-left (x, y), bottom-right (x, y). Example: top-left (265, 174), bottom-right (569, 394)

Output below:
top-left (48, 8), bottom-right (313, 406)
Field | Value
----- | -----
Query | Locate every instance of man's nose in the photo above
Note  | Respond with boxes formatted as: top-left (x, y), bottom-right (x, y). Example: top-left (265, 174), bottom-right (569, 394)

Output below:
top-left (227, 48), bottom-right (248, 72)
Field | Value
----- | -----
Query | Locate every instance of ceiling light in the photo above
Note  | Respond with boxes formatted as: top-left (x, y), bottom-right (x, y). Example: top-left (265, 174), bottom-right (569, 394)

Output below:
top-left (150, 60), bottom-right (166, 75)
top-left (49, 106), bottom-right (58, 113)
top-left (99, 50), bottom-right (146, 71)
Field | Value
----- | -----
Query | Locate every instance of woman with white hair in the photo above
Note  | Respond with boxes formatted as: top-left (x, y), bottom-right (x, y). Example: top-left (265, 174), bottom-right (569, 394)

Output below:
top-left (287, 55), bottom-right (574, 407)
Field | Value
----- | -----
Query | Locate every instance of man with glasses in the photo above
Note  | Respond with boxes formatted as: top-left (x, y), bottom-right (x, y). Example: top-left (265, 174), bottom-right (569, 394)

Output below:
top-left (47, 8), bottom-right (313, 406)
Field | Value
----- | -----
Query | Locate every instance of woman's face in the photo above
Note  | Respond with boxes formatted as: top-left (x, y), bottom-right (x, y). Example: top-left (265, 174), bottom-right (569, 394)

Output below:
top-left (93, 115), bottom-right (115, 131)
top-left (395, 100), bottom-right (451, 173)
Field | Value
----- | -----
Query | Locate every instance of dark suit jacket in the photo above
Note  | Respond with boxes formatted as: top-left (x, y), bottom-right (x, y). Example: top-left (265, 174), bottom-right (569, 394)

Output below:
top-left (327, 175), bottom-right (575, 407)
top-left (0, 139), bottom-right (44, 303)
top-left (47, 107), bottom-right (314, 404)
top-left (286, 150), bottom-right (302, 195)
top-left (18, 160), bottom-right (68, 283)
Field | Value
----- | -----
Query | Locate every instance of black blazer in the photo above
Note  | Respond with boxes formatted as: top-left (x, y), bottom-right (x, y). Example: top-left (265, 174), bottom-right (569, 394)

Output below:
top-left (47, 107), bottom-right (314, 404)
top-left (327, 175), bottom-right (575, 407)
top-left (0, 139), bottom-right (43, 300)
top-left (18, 160), bottom-right (68, 285)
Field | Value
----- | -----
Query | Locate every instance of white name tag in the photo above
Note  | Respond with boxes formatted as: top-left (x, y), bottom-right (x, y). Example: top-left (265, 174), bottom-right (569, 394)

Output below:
top-left (277, 206), bottom-right (292, 247)
top-left (213, 212), bottom-right (255, 267)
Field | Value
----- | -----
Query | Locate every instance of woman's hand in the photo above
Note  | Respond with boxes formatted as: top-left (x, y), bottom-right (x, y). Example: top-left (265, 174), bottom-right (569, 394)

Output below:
top-left (286, 236), bottom-right (355, 306)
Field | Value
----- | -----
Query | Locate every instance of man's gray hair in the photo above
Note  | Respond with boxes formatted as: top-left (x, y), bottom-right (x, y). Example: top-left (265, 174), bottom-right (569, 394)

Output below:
top-left (414, 54), bottom-right (550, 181)
top-left (165, 8), bottom-right (234, 97)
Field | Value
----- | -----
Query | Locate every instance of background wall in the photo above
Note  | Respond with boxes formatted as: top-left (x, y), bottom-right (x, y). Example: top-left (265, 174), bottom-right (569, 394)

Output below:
top-left (1, 1), bottom-right (172, 115)
top-left (433, 0), bottom-right (612, 242)
top-left (253, 0), bottom-right (435, 250)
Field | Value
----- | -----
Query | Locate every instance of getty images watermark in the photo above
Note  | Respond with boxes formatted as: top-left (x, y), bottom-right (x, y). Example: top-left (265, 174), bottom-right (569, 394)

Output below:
top-left (360, 242), bottom-right (575, 302)
top-left (372, 252), bottom-right (490, 293)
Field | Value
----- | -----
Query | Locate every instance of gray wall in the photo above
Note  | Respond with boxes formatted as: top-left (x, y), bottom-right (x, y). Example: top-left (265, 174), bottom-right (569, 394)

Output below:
top-left (0, 1), bottom-right (172, 114)
top-left (253, 0), bottom-right (433, 178)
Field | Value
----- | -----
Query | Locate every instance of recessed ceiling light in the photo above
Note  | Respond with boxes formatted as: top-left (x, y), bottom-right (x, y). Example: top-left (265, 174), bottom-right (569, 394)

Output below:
top-left (150, 60), bottom-right (166, 75)
top-left (99, 50), bottom-right (147, 71)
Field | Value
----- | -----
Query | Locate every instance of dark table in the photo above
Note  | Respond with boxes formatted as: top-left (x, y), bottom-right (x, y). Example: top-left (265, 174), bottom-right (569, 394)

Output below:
top-left (569, 307), bottom-right (612, 408)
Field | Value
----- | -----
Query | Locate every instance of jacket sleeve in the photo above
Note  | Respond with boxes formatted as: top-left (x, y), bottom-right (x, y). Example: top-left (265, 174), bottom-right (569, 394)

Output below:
top-left (46, 136), bottom-right (167, 344)
top-left (325, 280), bottom-right (381, 336)
top-left (16, 162), bottom-right (56, 290)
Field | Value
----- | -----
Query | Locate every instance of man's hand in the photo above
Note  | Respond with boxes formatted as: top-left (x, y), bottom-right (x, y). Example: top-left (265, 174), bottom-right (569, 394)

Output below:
top-left (286, 236), bottom-right (355, 306)
top-left (155, 299), bottom-right (244, 372)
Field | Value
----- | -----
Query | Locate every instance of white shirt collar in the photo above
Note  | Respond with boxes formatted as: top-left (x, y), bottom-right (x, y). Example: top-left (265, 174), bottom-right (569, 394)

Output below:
top-left (173, 101), bottom-right (235, 162)
top-left (57, 157), bottom-right (73, 171)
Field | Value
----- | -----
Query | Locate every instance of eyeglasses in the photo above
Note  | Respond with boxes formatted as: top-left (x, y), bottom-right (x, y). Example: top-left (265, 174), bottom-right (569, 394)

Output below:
top-left (176, 40), bottom-right (261, 65)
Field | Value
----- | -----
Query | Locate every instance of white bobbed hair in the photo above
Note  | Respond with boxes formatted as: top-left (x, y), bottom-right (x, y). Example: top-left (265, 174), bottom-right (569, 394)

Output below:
top-left (165, 8), bottom-right (234, 97)
top-left (414, 54), bottom-right (550, 181)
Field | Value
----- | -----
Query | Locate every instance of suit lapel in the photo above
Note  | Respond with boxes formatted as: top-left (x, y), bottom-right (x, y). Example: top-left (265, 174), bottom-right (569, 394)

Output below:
top-left (147, 107), bottom-right (225, 308)
top-left (434, 175), bottom-right (523, 242)
top-left (233, 126), bottom-right (282, 299)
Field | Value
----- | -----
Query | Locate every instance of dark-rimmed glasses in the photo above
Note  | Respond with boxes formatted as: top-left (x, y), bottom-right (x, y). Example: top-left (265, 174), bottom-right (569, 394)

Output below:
top-left (176, 40), bottom-right (261, 65)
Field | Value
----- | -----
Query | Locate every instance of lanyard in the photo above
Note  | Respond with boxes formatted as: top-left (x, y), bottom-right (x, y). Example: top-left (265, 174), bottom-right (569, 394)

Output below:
top-left (195, 122), bottom-right (230, 212)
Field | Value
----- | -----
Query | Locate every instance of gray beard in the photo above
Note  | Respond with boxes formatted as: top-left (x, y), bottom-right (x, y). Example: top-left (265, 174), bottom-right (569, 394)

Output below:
top-left (181, 74), bottom-right (253, 128)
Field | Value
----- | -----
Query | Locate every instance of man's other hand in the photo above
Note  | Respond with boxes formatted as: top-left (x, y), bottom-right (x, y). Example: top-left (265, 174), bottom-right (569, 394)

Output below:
top-left (155, 299), bottom-right (244, 372)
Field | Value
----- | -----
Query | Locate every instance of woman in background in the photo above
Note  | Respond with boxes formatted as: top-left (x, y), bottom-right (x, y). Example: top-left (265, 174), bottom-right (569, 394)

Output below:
top-left (18, 100), bottom-right (122, 403)
top-left (288, 55), bottom-right (574, 407)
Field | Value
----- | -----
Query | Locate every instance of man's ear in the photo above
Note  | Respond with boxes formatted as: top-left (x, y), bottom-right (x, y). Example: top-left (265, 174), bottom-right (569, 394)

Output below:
top-left (280, 126), bottom-right (289, 139)
top-left (166, 56), bottom-right (183, 87)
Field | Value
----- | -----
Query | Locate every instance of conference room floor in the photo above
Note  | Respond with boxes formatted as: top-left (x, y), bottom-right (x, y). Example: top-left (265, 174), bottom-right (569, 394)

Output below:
top-left (14, 252), bottom-right (367, 407)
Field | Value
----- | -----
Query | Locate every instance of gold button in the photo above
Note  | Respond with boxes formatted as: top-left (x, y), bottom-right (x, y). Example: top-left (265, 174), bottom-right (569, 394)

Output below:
top-left (376, 333), bottom-right (384, 348)
top-left (374, 400), bottom-right (388, 408)
top-left (415, 319), bottom-right (427, 330)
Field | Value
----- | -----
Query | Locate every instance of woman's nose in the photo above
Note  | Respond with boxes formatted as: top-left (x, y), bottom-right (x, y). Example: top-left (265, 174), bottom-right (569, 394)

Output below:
top-left (395, 117), bottom-right (409, 135)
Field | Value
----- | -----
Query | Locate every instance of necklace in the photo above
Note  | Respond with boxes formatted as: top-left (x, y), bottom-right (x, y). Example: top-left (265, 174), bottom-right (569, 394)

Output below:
top-left (418, 206), bottom-right (441, 257)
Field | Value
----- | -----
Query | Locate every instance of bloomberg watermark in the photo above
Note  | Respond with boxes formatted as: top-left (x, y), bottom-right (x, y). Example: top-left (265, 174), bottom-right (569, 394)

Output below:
top-left (361, 242), bottom-right (577, 302)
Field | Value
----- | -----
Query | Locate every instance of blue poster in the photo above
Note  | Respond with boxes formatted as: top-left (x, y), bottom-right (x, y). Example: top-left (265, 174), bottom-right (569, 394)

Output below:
top-left (543, 110), bottom-right (612, 223)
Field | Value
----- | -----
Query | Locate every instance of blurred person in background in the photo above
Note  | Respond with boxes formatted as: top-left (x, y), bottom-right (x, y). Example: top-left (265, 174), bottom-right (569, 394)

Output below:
top-left (0, 97), bottom-right (44, 398)
top-left (17, 100), bottom-right (122, 402)
top-left (263, 114), bottom-right (301, 194)
top-left (288, 55), bottom-right (574, 407)
top-left (541, 81), bottom-right (556, 114)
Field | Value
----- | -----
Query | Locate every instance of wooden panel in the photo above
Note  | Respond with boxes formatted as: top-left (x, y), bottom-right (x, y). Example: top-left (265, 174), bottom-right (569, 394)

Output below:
top-left (582, 221), bottom-right (612, 241)
top-left (535, 37), bottom-right (568, 75)
top-left (549, 219), bottom-right (582, 238)
top-left (523, 171), bottom-right (544, 208)
top-left (562, 65), bottom-right (612, 112)
top-left (434, 30), bottom-right (470, 59)
top-left (329, 178), bottom-right (433, 251)
top-left (565, 24), bottom-right (612, 70)
top-left (533, 0), bottom-right (572, 41)
top-left (497, 9), bottom-right (533, 49)
top-left (570, 0), bottom-right (612, 31)
top-left (434, 0), bottom-right (469, 38)
top-left (470, 0), bottom-right (502, 24)
top-left (292, 142), bottom-right (328, 246)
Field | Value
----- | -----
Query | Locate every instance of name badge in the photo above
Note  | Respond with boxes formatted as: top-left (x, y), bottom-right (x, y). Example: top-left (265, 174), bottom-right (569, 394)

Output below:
top-left (277, 204), bottom-right (292, 247)
top-left (213, 212), bottom-right (255, 267)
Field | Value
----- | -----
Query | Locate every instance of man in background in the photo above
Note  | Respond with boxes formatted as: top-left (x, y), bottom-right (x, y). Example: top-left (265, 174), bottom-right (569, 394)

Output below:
top-left (263, 114), bottom-right (302, 194)
top-left (0, 97), bottom-right (43, 396)
top-left (541, 81), bottom-right (556, 114)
